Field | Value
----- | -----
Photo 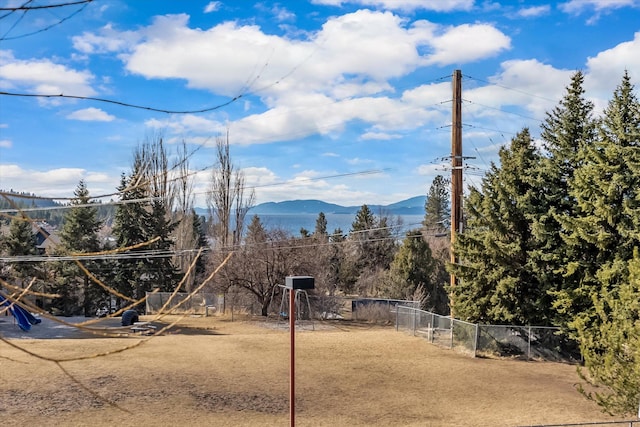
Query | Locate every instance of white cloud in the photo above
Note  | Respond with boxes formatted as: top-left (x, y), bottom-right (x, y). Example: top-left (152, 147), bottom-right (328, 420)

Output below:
top-left (310, 0), bottom-right (474, 12)
top-left (585, 31), bottom-right (640, 107)
top-left (0, 139), bottom-right (12, 148)
top-left (0, 165), bottom-right (117, 198)
top-left (360, 132), bottom-right (402, 140)
top-left (466, 59), bottom-right (572, 119)
top-left (0, 50), bottom-right (96, 96)
top-left (517, 5), bottom-right (551, 17)
top-left (560, 0), bottom-right (639, 13)
top-left (66, 107), bottom-right (116, 122)
top-left (72, 24), bottom-right (142, 54)
top-left (203, 1), bottom-right (221, 13)
top-left (424, 23), bottom-right (511, 66)
top-left (101, 11), bottom-right (509, 98)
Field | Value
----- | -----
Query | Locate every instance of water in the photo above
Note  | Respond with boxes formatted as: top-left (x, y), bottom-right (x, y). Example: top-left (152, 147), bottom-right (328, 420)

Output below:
top-left (253, 213), bottom-right (425, 236)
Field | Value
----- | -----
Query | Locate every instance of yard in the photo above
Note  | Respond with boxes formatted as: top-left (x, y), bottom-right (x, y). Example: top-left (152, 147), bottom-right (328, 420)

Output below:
top-left (0, 315), bottom-right (618, 427)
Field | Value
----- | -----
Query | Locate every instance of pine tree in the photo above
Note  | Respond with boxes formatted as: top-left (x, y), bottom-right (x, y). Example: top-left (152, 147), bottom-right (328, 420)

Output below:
top-left (3, 215), bottom-right (38, 281)
top-left (557, 72), bottom-right (640, 327)
top-left (529, 71), bottom-right (597, 326)
top-left (348, 205), bottom-right (397, 294)
top-left (55, 180), bottom-right (103, 316)
top-left (424, 175), bottom-right (450, 232)
top-left (561, 73), bottom-right (640, 415)
top-left (449, 129), bottom-right (546, 324)
top-left (314, 212), bottom-right (328, 237)
top-left (576, 252), bottom-right (640, 415)
top-left (112, 170), bottom-right (150, 301)
top-left (381, 229), bottom-right (436, 304)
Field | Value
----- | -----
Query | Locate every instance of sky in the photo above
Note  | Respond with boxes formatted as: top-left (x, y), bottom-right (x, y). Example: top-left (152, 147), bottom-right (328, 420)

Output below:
top-left (1, 0), bottom-right (639, 208)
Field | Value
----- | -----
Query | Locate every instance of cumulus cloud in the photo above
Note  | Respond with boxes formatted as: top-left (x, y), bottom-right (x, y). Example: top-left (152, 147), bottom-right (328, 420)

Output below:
top-left (66, 107), bottom-right (116, 122)
top-left (75, 10), bottom-right (507, 148)
top-left (424, 24), bottom-right (511, 66)
top-left (585, 31), bottom-right (640, 107)
top-left (0, 50), bottom-right (95, 96)
top-left (0, 164), bottom-right (117, 198)
top-left (0, 139), bottom-right (12, 148)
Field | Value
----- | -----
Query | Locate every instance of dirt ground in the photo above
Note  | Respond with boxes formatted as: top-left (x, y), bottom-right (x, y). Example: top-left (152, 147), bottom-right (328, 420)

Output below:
top-left (0, 314), bottom-right (624, 427)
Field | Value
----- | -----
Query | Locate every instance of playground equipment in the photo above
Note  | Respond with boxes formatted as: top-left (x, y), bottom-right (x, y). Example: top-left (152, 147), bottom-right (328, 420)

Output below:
top-left (0, 294), bottom-right (42, 332)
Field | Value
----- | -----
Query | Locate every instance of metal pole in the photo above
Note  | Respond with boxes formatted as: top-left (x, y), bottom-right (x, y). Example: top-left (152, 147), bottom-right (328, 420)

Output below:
top-left (290, 288), bottom-right (296, 427)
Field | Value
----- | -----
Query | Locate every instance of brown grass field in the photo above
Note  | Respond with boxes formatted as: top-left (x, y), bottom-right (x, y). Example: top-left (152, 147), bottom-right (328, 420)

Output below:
top-left (0, 314), bottom-right (621, 427)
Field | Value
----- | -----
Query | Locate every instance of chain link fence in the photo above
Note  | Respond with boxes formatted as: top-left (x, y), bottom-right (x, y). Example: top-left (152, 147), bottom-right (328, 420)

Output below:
top-left (145, 292), bottom-right (223, 315)
top-left (396, 305), bottom-right (580, 361)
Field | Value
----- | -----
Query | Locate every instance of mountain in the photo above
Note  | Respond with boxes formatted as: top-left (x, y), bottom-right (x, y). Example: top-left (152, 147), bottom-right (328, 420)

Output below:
top-left (247, 196), bottom-right (426, 215)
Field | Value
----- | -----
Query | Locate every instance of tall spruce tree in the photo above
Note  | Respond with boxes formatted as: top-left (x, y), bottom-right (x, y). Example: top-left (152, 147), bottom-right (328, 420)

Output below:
top-left (529, 71), bottom-right (597, 326)
top-left (449, 129), bottom-right (546, 324)
top-left (55, 180), bottom-right (103, 316)
top-left (561, 73), bottom-right (640, 415)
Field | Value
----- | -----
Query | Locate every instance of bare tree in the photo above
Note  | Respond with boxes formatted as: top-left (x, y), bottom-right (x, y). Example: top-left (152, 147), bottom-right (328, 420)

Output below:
top-left (206, 131), bottom-right (255, 249)
top-left (172, 140), bottom-right (198, 292)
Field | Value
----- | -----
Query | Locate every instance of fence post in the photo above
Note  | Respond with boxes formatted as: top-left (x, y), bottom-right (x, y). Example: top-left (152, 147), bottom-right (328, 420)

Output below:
top-left (528, 326), bottom-right (532, 360)
top-left (473, 323), bottom-right (479, 358)
top-left (395, 306), bottom-right (399, 331)
top-left (412, 307), bottom-right (417, 336)
top-left (430, 313), bottom-right (434, 343)
top-left (450, 319), bottom-right (454, 349)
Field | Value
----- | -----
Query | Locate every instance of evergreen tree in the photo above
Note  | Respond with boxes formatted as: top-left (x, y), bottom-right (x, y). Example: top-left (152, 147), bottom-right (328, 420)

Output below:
top-left (348, 205), bottom-right (396, 294)
top-left (576, 252), bottom-right (640, 415)
top-left (55, 180), bottom-right (103, 316)
top-left (112, 170), bottom-right (150, 301)
top-left (529, 71), bottom-right (597, 326)
top-left (314, 212), bottom-right (328, 237)
top-left (557, 72), bottom-right (640, 327)
top-left (449, 129), bottom-right (547, 324)
top-left (423, 175), bottom-right (450, 232)
top-left (381, 229), bottom-right (437, 305)
top-left (2, 215), bottom-right (38, 282)
top-left (560, 73), bottom-right (640, 415)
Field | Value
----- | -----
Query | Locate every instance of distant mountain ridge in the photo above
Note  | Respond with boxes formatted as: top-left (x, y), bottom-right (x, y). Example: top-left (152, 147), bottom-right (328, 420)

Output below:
top-left (248, 195), bottom-right (427, 215)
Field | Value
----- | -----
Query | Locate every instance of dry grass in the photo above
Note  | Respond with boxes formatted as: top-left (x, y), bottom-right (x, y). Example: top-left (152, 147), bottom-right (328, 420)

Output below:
top-left (0, 315), bottom-right (617, 427)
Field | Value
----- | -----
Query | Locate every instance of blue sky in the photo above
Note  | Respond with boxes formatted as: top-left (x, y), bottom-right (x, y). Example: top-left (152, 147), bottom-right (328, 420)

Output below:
top-left (1, 0), bottom-right (639, 207)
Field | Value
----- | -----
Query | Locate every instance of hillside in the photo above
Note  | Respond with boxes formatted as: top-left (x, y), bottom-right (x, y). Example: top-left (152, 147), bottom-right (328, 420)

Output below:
top-left (248, 195), bottom-right (426, 215)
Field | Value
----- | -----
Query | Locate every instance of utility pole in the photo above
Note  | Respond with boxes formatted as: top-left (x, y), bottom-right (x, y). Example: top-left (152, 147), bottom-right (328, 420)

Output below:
top-left (450, 69), bottom-right (463, 318)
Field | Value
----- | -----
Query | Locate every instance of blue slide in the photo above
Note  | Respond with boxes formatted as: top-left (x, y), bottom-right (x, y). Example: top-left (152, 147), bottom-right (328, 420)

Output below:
top-left (0, 295), bottom-right (41, 332)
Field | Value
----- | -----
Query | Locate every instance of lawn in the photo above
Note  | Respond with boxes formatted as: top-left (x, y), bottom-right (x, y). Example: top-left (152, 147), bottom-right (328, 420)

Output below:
top-left (0, 315), bottom-right (617, 427)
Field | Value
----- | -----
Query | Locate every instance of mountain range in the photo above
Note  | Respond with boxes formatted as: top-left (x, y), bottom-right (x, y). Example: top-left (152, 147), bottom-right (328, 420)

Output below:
top-left (246, 195), bottom-right (427, 216)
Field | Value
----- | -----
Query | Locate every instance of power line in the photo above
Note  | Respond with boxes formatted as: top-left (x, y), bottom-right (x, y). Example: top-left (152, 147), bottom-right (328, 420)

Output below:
top-left (0, 0), bottom-right (93, 10)
top-left (0, 90), bottom-right (245, 114)
top-left (0, 1), bottom-right (91, 41)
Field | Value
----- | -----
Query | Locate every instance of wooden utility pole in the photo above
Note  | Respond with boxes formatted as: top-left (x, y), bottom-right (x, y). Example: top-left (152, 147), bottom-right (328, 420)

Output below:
top-left (450, 69), bottom-right (463, 317)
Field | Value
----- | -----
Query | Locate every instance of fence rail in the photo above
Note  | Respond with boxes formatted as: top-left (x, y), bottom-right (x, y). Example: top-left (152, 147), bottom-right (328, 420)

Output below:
top-left (395, 306), bottom-right (579, 362)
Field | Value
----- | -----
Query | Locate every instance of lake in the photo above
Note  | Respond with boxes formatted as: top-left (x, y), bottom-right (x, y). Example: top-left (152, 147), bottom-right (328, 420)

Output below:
top-left (252, 213), bottom-right (425, 236)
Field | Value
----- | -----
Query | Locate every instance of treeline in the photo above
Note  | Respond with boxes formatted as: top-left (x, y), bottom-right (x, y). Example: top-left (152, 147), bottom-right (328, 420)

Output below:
top-left (450, 71), bottom-right (639, 415)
